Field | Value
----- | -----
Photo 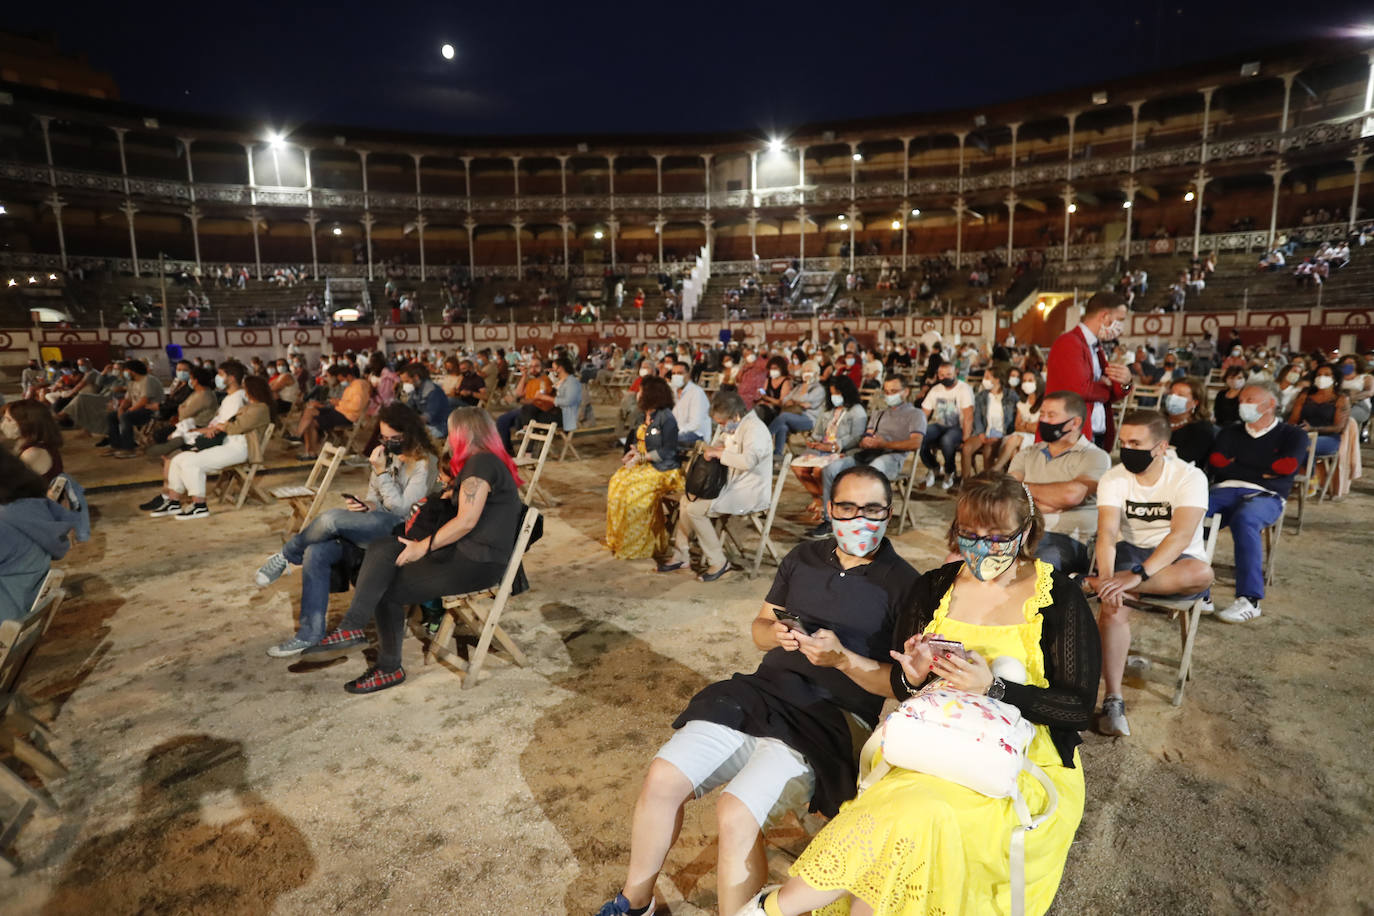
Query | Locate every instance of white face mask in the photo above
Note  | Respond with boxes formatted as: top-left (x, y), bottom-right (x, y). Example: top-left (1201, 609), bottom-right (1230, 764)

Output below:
top-left (1238, 402), bottom-right (1262, 423)
top-left (745, 354), bottom-right (757, 364)
top-left (1164, 394), bottom-right (1190, 415)
top-left (1021, 381), bottom-right (1037, 395)
top-left (402, 382), bottom-right (416, 395)
top-left (670, 375), bottom-right (685, 389)
top-left (833, 516), bottom-right (888, 558)
top-left (1314, 375), bottom-right (1334, 390)
top-left (1285, 372), bottom-right (1301, 384)
top-left (981, 377), bottom-right (995, 391)
top-left (768, 369), bottom-right (781, 379)
top-left (830, 394), bottom-right (845, 407)
top-left (1228, 378), bottom-right (1245, 390)
top-left (845, 356), bottom-right (856, 365)
top-left (884, 392), bottom-right (903, 407)
top-left (638, 367), bottom-right (650, 377)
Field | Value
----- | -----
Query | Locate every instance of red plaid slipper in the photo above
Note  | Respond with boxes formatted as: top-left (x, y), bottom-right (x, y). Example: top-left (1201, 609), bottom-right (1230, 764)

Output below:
top-left (344, 666), bottom-right (406, 695)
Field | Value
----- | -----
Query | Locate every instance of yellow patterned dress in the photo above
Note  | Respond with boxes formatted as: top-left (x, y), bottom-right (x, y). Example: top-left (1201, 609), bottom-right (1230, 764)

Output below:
top-left (790, 560), bottom-right (1085, 916)
top-left (605, 423), bottom-right (685, 560)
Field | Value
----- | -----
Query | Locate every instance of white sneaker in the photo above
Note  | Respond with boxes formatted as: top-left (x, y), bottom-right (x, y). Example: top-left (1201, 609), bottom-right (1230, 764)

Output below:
top-left (1098, 695), bottom-right (1130, 737)
top-left (1217, 597), bottom-right (1262, 623)
top-left (1198, 598), bottom-right (1215, 615)
top-left (922, 470), bottom-right (935, 489)
top-left (731, 886), bottom-right (781, 916)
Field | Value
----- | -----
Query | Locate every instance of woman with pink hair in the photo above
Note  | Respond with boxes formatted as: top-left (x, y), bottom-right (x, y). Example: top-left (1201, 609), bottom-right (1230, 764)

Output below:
top-left (303, 407), bottom-right (524, 694)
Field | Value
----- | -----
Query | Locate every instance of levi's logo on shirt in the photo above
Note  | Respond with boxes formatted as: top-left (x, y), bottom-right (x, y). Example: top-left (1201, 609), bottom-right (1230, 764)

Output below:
top-left (1124, 500), bottom-right (1172, 521)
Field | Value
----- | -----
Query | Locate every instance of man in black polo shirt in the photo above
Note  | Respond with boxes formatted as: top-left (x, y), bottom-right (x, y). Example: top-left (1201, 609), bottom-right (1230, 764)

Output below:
top-left (595, 465), bottom-right (919, 916)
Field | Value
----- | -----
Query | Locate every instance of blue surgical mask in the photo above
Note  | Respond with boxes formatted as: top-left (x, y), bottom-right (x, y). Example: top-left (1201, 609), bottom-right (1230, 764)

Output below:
top-left (884, 393), bottom-right (903, 407)
top-left (176, 370), bottom-right (190, 382)
top-left (215, 374), bottom-right (226, 391)
top-left (724, 419), bottom-right (740, 433)
top-left (830, 394), bottom-right (844, 407)
top-left (1238, 402), bottom-right (1261, 423)
top-left (1163, 394), bottom-right (1189, 415)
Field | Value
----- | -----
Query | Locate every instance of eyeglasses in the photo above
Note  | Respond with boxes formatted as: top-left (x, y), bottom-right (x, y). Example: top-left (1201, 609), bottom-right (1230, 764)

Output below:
top-left (955, 527), bottom-right (1023, 543)
top-left (830, 502), bottom-right (892, 521)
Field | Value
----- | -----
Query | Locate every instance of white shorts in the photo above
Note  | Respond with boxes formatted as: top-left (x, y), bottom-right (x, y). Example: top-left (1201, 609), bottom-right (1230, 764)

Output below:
top-left (655, 720), bottom-right (815, 830)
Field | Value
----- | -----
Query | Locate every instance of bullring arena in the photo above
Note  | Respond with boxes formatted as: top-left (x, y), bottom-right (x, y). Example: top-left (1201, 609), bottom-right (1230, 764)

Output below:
top-left (1, 27), bottom-right (1374, 916)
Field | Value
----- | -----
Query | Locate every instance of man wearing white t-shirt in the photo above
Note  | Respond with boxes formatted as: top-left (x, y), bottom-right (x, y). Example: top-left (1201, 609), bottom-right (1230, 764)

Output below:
top-left (1088, 409), bottom-right (1215, 737)
top-left (918, 362), bottom-right (974, 489)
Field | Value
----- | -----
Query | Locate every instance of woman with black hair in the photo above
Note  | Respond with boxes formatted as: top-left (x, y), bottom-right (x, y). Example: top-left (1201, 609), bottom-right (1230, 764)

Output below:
top-left (254, 402), bottom-right (440, 657)
top-left (789, 374), bottom-right (868, 522)
top-left (606, 375), bottom-right (683, 561)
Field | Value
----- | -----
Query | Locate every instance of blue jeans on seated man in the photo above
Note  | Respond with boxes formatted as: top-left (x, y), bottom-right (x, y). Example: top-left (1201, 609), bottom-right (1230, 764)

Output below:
top-left (107, 407), bottom-right (154, 450)
top-left (1035, 532), bottom-right (1091, 576)
top-left (820, 451), bottom-right (907, 518)
top-left (768, 412), bottom-right (815, 456)
top-left (497, 404), bottom-right (560, 454)
top-left (1208, 486), bottom-right (1284, 601)
top-left (919, 423), bottom-right (963, 475)
top-left (281, 507), bottom-right (402, 643)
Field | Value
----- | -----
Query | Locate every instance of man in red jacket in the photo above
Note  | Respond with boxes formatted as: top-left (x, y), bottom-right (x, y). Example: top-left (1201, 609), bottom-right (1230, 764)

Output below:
top-left (1045, 292), bottom-right (1131, 448)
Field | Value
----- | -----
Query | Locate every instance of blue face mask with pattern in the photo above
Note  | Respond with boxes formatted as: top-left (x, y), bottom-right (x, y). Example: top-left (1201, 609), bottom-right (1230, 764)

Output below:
top-left (956, 527), bottom-right (1026, 581)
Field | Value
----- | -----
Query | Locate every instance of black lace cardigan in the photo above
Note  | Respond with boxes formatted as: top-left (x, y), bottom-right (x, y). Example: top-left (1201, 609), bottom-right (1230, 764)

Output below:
top-left (887, 561), bottom-right (1102, 768)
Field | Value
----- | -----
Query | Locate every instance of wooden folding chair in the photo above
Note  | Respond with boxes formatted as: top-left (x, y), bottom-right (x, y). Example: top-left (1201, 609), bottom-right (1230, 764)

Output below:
top-left (270, 442), bottom-right (348, 535)
top-left (425, 508), bottom-right (540, 688)
top-left (1116, 516), bottom-right (1222, 707)
top-left (1290, 431), bottom-right (1322, 535)
top-left (557, 423), bottom-right (616, 462)
top-left (214, 424), bottom-right (277, 510)
top-left (0, 571), bottom-right (70, 875)
top-left (514, 421), bottom-right (559, 508)
top-left (891, 450), bottom-right (923, 535)
top-left (717, 453), bottom-right (792, 578)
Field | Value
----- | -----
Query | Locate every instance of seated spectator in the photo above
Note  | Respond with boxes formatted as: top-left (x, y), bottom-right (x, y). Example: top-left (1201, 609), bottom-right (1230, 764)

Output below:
top-left (1337, 353), bottom-right (1373, 427)
top-left (254, 403), bottom-right (440, 656)
top-left (994, 370), bottom-right (1044, 470)
top-left (0, 448), bottom-right (81, 622)
top-left (670, 360), bottom-right (712, 447)
top-left (615, 359), bottom-right (652, 447)
top-left (1009, 391), bottom-right (1111, 575)
top-left (960, 367), bottom-right (1018, 480)
top-left (2, 400), bottom-right (64, 483)
top-left (269, 358), bottom-right (300, 415)
top-left (1207, 382), bottom-right (1308, 623)
top-left (1088, 410), bottom-right (1215, 737)
top-left (805, 375), bottom-right (925, 540)
top-left (739, 470), bottom-right (1097, 916)
top-left (550, 357), bottom-right (583, 433)
top-left (294, 364), bottom-right (369, 460)
top-left (143, 375), bottom-right (275, 521)
top-left (1287, 363), bottom-right (1349, 482)
top-left (301, 408), bottom-right (524, 693)
top-left (1213, 366), bottom-right (1248, 426)
top-left (495, 355), bottom-right (558, 454)
top-left (101, 359), bottom-right (164, 459)
top-left (400, 361), bottom-right (451, 440)
top-left (143, 365), bottom-right (229, 466)
top-left (1164, 377), bottom-right (1215, 469)
top-left (734, 347), bottom-right (768, 409)
top-left (661, 390), bottom-right (770, 582)
top-left (453, 358), bottom-right (488, 408)
top-left (918, 361), bottom-right (974, 490)
top-left (606, 376), bottom-right (682, 562)
top-left (1220, 345), bottom-right (1248, 373)
top-left (767, 360), bottom-right (825, 457)
top-left (753, 356), bottom-right (793, 424)
top-left (596, 465), bottom-right (919, 916)
top-left (48, 357), bottom-right (99, 419)
top-left (791, 375), bottom-right (867, 523)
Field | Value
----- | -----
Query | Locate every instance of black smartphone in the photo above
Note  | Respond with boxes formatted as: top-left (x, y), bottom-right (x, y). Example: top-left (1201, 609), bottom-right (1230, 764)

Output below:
top-left (774, 610), bottom-right (811, 635)
top-left (342, 493), bottom-right (362, 505)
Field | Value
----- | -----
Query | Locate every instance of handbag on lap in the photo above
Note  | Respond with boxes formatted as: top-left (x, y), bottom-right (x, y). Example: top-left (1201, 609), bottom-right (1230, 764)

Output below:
top-left (682, 446), bottom-right (727, 502)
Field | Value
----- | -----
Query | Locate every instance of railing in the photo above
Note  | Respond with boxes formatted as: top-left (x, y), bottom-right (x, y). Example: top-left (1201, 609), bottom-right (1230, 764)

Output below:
top-left (1, 113), bottom-right (1365, 217)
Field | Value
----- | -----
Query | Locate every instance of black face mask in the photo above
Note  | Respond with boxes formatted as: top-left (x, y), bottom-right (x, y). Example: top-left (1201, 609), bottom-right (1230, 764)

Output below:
top-left (939, 377), bottom-right (957, 388)
top-left (383, 439), bottom-right (405, 455)
top-left (1119, 446), bottom-right (1155, 474)
top-left (1038, 419), bottom-right (1071, 443)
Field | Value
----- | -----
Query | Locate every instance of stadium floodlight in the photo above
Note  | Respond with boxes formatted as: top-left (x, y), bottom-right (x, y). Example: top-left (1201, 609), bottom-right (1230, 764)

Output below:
top-left (48, 273), bottom-right (57, 280)
top-left (891, 219), bottom-right (901, 230)
top-left (1067, 203), bottom-right (1078, 213)
top-left (1122, 200), bottom-right (1133, 209)
top-left (332, 225), bottom-right (343, 236)
top-left (0, 204), bottom-right (6, 215)
top-left (837, 213), bottom-right (846, 221)
top-left (268, 132), bottom-right (286, 150)
top-left (593, 229), bottom-right (604, 240)
top-left (1184, 191), bottom-right (1196, 202)
top-left (5, 278), bottom-right (14, 287)
top-left (768, 137), bottom-right (783, 154)
top-left (28, 276), bottom-right (37, 284)
top-left (852, 152), bottom-right (863, 161)
top-left (910, 208), bottom-right (921, 216)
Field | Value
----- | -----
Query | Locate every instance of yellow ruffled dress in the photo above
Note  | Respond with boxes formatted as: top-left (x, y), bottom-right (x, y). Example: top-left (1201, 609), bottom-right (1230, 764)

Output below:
top-left (605, 423), bottom-right (684, 560)
top-left (790, 560), bottom-right (1086, 916)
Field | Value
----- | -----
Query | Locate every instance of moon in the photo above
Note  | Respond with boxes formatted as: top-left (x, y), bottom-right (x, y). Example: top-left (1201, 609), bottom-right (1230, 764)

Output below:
top-left (441, 43), bottom-right (455, 60)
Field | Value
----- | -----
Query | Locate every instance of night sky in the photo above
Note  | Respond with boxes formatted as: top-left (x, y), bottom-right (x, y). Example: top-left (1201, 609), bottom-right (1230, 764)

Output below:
top-left (11, 1), bottom-right (1374, 138)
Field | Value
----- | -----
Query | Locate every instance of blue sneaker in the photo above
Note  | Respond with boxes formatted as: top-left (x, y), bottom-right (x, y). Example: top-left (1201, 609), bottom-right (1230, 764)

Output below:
top-left (255, 552), bottom-right (291, 587)
top-left (267, 637), bottom-right (315, 658)
top-left (593, 895), bottom-right (654, 916)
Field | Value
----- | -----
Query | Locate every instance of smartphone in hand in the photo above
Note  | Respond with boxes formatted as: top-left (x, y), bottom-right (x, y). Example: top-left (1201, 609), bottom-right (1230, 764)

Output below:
top-left (774, 610), bottom-right (811, 636)
top-left (926, 636), bottom-right (968, 660)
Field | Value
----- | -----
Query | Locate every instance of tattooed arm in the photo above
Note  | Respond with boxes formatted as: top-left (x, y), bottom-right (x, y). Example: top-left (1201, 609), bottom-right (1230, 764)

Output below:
top-left (395, 474), bottom-right (491, 566)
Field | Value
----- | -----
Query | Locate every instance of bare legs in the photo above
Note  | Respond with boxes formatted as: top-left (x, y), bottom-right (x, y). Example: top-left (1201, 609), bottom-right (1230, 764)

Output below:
top-left (1099, 558), bottom-right (1214, 695)
top-left (620, 759), bottom-right (694, 910)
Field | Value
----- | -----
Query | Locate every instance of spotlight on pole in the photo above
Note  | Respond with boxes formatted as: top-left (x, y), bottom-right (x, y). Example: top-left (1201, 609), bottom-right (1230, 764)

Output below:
top-left (852, 152), bottom-right (863, 162)
top-left (332, 225), bottom-right (342, 236)
top-left (891, 219), bottom-right (901, 230)
top-left (910, 208), bottom-right (921, 216)
top-left (1122, 200), bottom-right (1133, 209)
top-left (768, 137), bottom-right (783, 154)
top-left (1184, 191), bottom-right (1196, 202)
top-left (1067, 203), bottom-right (1077, 213)
top-left (268, 131), bottom-right (285, 150)
top-left (593, 230), bottom-right (604, 240)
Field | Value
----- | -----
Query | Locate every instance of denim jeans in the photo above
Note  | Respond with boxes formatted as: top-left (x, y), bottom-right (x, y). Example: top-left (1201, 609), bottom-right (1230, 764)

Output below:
top-left (919, 423), bottom-right (963, 475)
top-left (497, 404), bottom-right (559, 453)
top-left (281, 507), bottom-right (401, 643)
top-left (1035, 532), bottom-right (1091, 576)
top-left (107, 407), bottom-right (154, 450)
top-left (1314, 435), bottom-right (1339, 458)
top-left (767, 412), bottom-right (815, 456)
top-left (1208, 486), bottom-right (1284, 601)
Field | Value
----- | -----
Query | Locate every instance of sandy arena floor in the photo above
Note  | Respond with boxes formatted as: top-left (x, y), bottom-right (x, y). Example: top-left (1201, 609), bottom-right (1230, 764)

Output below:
top-left (2, 432), bottom-right (1373, 915)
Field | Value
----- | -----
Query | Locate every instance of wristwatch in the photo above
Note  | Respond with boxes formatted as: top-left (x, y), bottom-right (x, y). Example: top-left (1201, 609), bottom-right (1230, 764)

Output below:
top-left (986, 677), bottom-right (1006, 701)
top-left (1131, 563), bottom-right (1150, 582)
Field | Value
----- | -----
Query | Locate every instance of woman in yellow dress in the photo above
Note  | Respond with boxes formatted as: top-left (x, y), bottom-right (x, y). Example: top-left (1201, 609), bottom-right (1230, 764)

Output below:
top-left (606, 375), bottom-right (686, 561)
top-left (740, 470), bottom-right (1100, 916)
